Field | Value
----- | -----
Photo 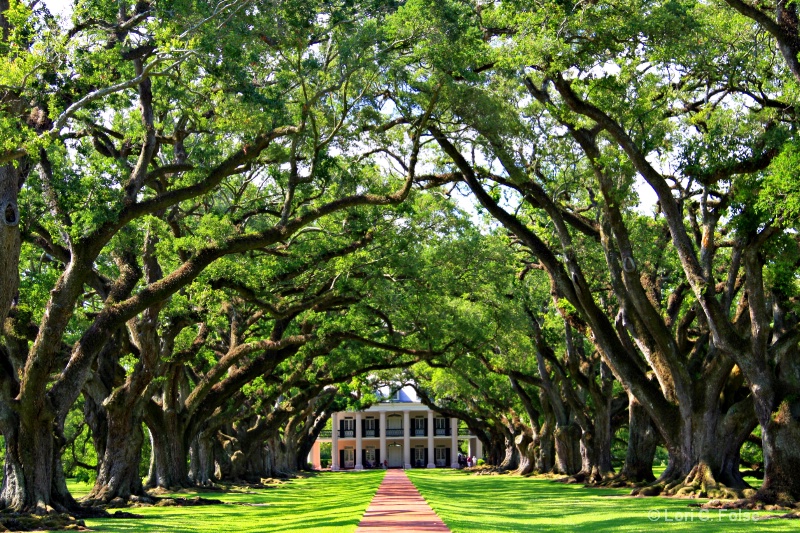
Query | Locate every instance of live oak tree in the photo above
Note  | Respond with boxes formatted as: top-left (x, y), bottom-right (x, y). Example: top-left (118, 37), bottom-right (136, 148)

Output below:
top-left (4, 0), bottom-right (800, 517)
top-left (392, 0), bottom-right (800, 502)
top-left (0, 0), bottom-right (430, 513)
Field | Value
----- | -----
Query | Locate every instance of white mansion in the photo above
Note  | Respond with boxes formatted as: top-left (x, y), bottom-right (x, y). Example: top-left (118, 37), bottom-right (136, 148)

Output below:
top-left (310, 387), bottom-right (482, 470)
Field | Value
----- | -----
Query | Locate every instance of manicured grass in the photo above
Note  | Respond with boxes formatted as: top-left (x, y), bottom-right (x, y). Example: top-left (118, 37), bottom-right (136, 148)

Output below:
top-left (406, 470), bottom-right (794, 533)
top-left (70, 471), bottom-right (385, 533)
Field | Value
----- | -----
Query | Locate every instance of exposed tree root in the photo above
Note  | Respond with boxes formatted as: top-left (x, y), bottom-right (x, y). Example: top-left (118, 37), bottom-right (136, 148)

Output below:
top-left (590, 473), bottom-right (652, 489)
top-left (469, 465), bottom-right (511, 475)
top-left (80, 493), bottom-right (156, 509)
top-left (152, 496), bottom-right (224, 507)
top-left (630, 464), bottom-right (751, 499)
top-left (554, 468), bottom-right (617, 486)
top-left (700, 488), bottom-right (800, 512)
top-left (0, 511), bottom-right (90, 531)
top-left (81, 491), bottom-right (224, 510)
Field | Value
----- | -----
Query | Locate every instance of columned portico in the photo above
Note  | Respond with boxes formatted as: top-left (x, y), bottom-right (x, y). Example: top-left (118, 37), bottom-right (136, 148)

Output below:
top-left (450, 418), bottom-right (459, 468)
top-left (331, 412), bottom-right (340, 471)
top-left (427, 410), bottom-right (435, 468)
top-left (379, 411), bottom-right (387, 466)
top-left (355, 412), bottom-right (364, 470)
top-left (403, 410), bottom-right (411, 469)
top-left (318, 386), bottom-right (475, 471)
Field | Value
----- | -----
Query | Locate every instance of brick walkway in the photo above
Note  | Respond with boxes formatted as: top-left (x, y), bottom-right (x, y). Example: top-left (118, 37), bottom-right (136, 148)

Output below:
top-left (356, 469), bottom-right (451, 532)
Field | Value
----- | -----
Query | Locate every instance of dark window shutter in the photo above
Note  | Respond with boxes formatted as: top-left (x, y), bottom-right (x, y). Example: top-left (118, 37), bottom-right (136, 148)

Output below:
top-left (340, 419), bottom-right (345, 434)
top-left (375, 421), bottom-right (380, 435)
top-left (362, 449), bottom-right (367, 467)
top-left (376, 449), bottom-right (380, 465)
top-left (339, 449), bottom-right (344, 468)
top-left (446, 448), bottom-right (451, 468)
top-left (424, 448), bottom-right (429, 466)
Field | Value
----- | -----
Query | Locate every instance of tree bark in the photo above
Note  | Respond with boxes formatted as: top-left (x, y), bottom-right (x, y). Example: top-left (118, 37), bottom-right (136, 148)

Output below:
top-left (0, 164), bottom-right (20, 326)
top-left (621, 395), bottom-right (657, 482)
top-left (634, 395), bottom-right (754, 498)
top-left (498, 436), bottom-right (519, 471)
top-left (145, 410), bottom-right (190, 489)
top-left (0, 412), bottom-right (76, 513)
top-left (189, 432), bottom-right (217, 486)
top-left (575, 398), bottom-right (614, 483)
top-left (514, 430), bottom-right (536, 475)
top-left (87, 403), bottom-right (146, 502)
top-left (536, 418), bottom-right (555, 473)
top-left (758, 401), bottom-right (800, 502)
top-left (553, 423), bottom-right (581, 475)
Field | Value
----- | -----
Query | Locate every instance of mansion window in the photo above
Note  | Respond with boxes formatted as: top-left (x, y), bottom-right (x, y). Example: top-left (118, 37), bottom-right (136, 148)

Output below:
top-left (344, 447), bottom-right (355, 468)
top-left (386, 415), bottom-right (403, 436)
top-left (414, 446), bottom-right (425, 467)
top-left (435, 447), bottom-right (447, 467)
top-left (342, 418), bottom-right (355, 437)
top-left (364, 418), bottom-right (376, 437)
top-left (414, 417), bottom-right (426, 436)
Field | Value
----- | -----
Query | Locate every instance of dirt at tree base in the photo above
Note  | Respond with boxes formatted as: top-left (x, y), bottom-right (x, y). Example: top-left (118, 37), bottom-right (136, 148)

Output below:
top-left (152, 497), bottom-right (224, 507)
top-left (468, 465), bottom-right (510, 475)
top-left (700, 492), bottom-right (800, 513)
top-left (0, 512), bottom-right (88, 532)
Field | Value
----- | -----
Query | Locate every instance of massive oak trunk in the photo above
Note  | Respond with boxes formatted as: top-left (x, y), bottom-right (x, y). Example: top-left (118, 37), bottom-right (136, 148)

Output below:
top-left (0, 411), bottom-right (76, 513)
top-left (575, 398), bottom-right (614, 483)
top-left (482, 429), bottom-right (508, 466)
top-left (514, 430), bottom-right (537, 475)
top-left (189, 432), bottom-right (217, 487)
top-left (265, 433), bottom-right (296, 478)
top-left (498, 436), bottom-right (519, 471)
top-left (553, 423), bottom-right (581, 475)
top-left (757, 401), bottom-right (800, 502)
top-left (87, 401), bottom-right (146, 502)
top-left (637, 393), bottom-right (755, 498)
top-left (145, 410), bottom-right (190, 489)
top-left (536, 418), bottom-right (555, 473)
top-left (620, 395), bottom-right (657, 482)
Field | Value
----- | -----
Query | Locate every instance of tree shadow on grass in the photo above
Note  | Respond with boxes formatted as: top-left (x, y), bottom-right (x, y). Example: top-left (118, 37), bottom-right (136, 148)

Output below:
top-left (406, 470), bottom-right (794, 533)
top-left (84, 471), bottom-right (385, 532)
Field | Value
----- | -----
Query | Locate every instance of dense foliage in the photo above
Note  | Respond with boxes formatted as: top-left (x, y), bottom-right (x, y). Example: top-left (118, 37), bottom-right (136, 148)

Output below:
top-left (1, 0), bottom-right (800, 519)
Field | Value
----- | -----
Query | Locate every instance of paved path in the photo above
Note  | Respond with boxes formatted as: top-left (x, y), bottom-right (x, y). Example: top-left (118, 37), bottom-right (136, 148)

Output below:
top-left (356, 469), bottom-right (451, 532)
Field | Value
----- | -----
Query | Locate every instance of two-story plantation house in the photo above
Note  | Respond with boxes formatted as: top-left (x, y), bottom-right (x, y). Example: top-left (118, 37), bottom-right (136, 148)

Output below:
top-left (310, 387), bottom-right (482, 470)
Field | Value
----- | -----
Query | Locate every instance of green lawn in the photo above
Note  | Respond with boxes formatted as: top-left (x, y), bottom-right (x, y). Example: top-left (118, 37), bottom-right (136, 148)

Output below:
top-left (406, 470), bottom-right (794, 533)
top-left (66, 468), bottom-right (788, 532)
top-left (70, 470), bottom-right (385, 533)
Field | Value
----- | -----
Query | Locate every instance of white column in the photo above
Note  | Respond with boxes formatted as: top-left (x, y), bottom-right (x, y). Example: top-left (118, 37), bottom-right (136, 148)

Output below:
top-left (331, 412), bottom-right (339, 471)
top-left (450, 418), bottom-right (459, 468)
top-left (355, 412), bottom-right (363, 470)
top-left (427, 410), bottom-right (435, 468)
top-left (403, 410), bottom-right (411, 469)
top-left (468, 437), bottom-right (475, 458)
top-left (311, 440), bottom-right (321, 470)
top-left (379, 411), bottom-right (387, 467)
top-left (476, 437), bottom-right (483, 461)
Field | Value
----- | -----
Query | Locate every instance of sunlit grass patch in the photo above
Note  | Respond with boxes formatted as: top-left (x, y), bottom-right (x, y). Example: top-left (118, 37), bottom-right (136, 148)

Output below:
top-left (75, 470), bottom-right (384, 532)
top-left (407, 469), bottom-right (792, 533)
